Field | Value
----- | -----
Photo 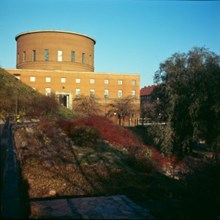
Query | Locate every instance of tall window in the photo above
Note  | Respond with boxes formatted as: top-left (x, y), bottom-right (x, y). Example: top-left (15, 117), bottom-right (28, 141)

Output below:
top-left (17, 53), bottom-right (19, 64)
top-left (82, 53), bottom-right (85, 64)
top-left (131, 90), bottom-right (136, 98)
top-left (44, 49), bottom-right (49, 61)
top-left (90, 89), bottom-right (95, 97)
top-left (104, 89), bottom-right (109, 98)
top-left (71, 51), bottom-right (75, 62)
top-left (118, 90), bottom-right (123, 98)
top-left (57, 50), bottom-right (63, 62)
top-left (131, 80), bottom-right (136, 86)
top-left (89, 55), bottom-right (92, 65)
top-left (23, 51), bottom-right (26, 62)
top-left (76, 88), bottom-right (80, 96)
top-left (32, 50), bottom-right (36, 62)
top-left (45, 88), bottom-right (51, 96)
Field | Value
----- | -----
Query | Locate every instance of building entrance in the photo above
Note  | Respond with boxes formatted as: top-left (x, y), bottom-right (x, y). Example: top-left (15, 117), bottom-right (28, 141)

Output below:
top-left (56, 92), bottom-right (72, 109)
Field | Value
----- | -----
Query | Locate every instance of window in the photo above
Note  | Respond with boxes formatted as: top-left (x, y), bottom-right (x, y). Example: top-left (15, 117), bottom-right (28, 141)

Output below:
top-left (45, 88), bottom-right (51, 96)
top-left (44, 49), bottom-right (49, 61)
top-left (82, 53), bottom-right (85, 64)
top-left (90, 79), bottom-right (95, 84)
top-left (71, 51), bottom-right (75, 62)
top-left (17, 53), bottom-right (19, 63)
top-left (131, 90), bottom-right (136, 98)
top-left (23, 51), bottom-right (26, 62)
top-left (118, 80), bottom-right (123, 85)
top-left (32, 50), bottom-right (36, 62)
top-left (118, 90), bottom-right (123, 98)
top-left (104, 79), bottom-right (109, 84)
top-left (58, 50), bottom-right (62, 62)
top-left (90, 89), bottom-right (95, 97)
top-left (131, 80), bottom-right (136, 86)
top-left (61, 77), bottom-right (66, 83)
top-left (104, 89), bottom-right (109, 98)
top-left (76, 78), bottom-right (80, 83)
top-left (76, 88), bottom-right (80, 96)
top-left (45, 77), bottom-right (51, 82)
top-left (30, 76), bottom-right (36, 82)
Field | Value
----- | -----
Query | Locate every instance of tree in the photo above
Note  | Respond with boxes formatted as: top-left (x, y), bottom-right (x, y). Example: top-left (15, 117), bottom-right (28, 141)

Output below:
top-left (72, 95), bottom-right (101, 116)
top-left (152, 47), bottom-right (220, 157)
top-left (107, 96), bottom-right (137, 126)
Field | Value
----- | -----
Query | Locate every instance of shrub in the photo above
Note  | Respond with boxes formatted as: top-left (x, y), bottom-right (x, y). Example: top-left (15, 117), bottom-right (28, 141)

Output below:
top-left (69, 125), bottom-right (100, 147)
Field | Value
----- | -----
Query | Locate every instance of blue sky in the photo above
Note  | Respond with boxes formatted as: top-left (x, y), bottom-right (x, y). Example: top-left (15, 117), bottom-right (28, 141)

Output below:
top-left (0, 0), bottom-right (220, 88)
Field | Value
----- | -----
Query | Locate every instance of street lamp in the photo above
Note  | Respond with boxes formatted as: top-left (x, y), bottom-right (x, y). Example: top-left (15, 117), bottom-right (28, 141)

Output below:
top-left (13, 74), bottom-right (21, 122)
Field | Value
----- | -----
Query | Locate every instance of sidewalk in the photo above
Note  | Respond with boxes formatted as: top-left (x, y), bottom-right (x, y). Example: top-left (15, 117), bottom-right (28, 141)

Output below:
top-left (30, 195), bottom-right (156, 219)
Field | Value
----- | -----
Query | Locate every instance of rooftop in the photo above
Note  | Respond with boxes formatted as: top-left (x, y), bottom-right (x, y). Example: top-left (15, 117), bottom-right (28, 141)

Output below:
top-left (15, 30), bottom-right (96, 44)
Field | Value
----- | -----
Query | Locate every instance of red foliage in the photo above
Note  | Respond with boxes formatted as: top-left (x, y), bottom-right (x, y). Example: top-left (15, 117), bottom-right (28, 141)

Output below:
top-left (57, 115), bottom-right (141, 150)
top-left (56, 116), bottom-right (187, 176)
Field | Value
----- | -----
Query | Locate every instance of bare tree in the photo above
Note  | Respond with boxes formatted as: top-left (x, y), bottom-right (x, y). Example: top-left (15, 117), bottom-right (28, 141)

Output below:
top-left (107, 96), bottom-right (137, 126)
top-left (72, 95), bottom-right (101, 116)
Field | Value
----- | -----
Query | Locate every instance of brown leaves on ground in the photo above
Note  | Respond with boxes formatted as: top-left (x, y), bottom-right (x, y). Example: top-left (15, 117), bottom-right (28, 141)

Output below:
top-left (13, 122), bottom-right (151, 199)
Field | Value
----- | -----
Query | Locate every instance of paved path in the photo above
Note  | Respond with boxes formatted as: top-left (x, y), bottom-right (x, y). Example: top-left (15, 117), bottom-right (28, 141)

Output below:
top-left (30, 195), bottom-right (155, 219)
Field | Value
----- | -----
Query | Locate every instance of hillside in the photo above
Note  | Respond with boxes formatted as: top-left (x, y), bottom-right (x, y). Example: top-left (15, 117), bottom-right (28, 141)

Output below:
top-left (1, 67), bottom-right (220, 219)
top-left (13, 120), bottom-right (182, 219)
top-left (0, 68), bottom-right (76, 121)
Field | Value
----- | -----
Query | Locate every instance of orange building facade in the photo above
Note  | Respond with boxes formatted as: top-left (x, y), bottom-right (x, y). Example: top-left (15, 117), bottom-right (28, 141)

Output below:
top-left (7, 30), bottom-right (140, 125)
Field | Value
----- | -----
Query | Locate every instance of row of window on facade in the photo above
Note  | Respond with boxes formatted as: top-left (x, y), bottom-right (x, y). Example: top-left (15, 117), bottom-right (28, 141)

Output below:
top-left (19, 50), bottom-right (89, 64)
top-left (29, 76), bottom-right (136, 86)
top-left (45, 88), bottom-right (136, 99)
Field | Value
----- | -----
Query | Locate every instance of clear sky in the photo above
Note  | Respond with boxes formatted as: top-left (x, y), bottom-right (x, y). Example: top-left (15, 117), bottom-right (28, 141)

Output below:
top-left (0, 0), bottom-right (220, 88)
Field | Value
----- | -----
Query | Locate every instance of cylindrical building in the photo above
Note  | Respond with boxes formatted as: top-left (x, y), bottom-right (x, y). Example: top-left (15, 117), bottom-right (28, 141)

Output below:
top-left (15, 30), bottom-right (96, 72)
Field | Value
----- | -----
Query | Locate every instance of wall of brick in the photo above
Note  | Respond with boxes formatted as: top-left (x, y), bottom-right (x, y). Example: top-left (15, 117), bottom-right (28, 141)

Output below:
top-left (16, 30), bottom-right (95, 72)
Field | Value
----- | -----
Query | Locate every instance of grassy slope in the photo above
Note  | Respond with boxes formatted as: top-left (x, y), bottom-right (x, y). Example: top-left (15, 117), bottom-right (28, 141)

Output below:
top-left (0, 68), bottom-right (77, 120)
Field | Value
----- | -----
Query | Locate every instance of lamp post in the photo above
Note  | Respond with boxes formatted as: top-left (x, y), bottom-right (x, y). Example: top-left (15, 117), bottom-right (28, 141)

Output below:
top-left (13, 74), bottom-right (20, 123)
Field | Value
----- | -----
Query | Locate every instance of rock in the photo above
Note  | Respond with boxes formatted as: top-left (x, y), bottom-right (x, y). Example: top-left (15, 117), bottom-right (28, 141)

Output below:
top-left (48, 190), bottom-right (56, 196)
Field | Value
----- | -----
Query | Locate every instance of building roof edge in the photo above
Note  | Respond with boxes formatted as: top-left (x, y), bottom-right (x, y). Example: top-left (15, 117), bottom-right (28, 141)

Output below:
top-left (15, 30), bottom-right (96, 44)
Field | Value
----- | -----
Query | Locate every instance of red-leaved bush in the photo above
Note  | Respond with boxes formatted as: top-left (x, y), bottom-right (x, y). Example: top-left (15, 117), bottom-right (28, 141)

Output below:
top-left (57, 115), bottom-right (141, 150)
top-left (56, 115), bottom-right (187, 176)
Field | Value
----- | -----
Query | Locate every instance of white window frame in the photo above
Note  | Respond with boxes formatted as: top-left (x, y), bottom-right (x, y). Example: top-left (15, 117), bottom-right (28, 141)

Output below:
top-left (118, 90), bottom-right (123, 98)
top-left (118, 80), bottom-right (123, 85)
top-left (76, 78), bottom-right (80, 84)
top-left (45, 77), bottom-right (51, 83)
top-left (30, 76), bottom-right (36, 82)
top-left (58, 50), bottom-right (63, 62)
top-left (104, 79), bottom-right (109, 84)
top-left (90, 89), bottom-right (95, 97)
top-left (61, 77), bottom-right (66, 83)
top-left (104, 89), bottom-right (109, 98)
top-left (45, 88), bottom-right (51, 96)
top-left (131, 90), bottom-right (136, 98)
top-left (76, 88), bottom-right (80, 96)
top-left (132, 80), bottom-right (136, 86)
top-left (90, 78), bottom-right (95, 84)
